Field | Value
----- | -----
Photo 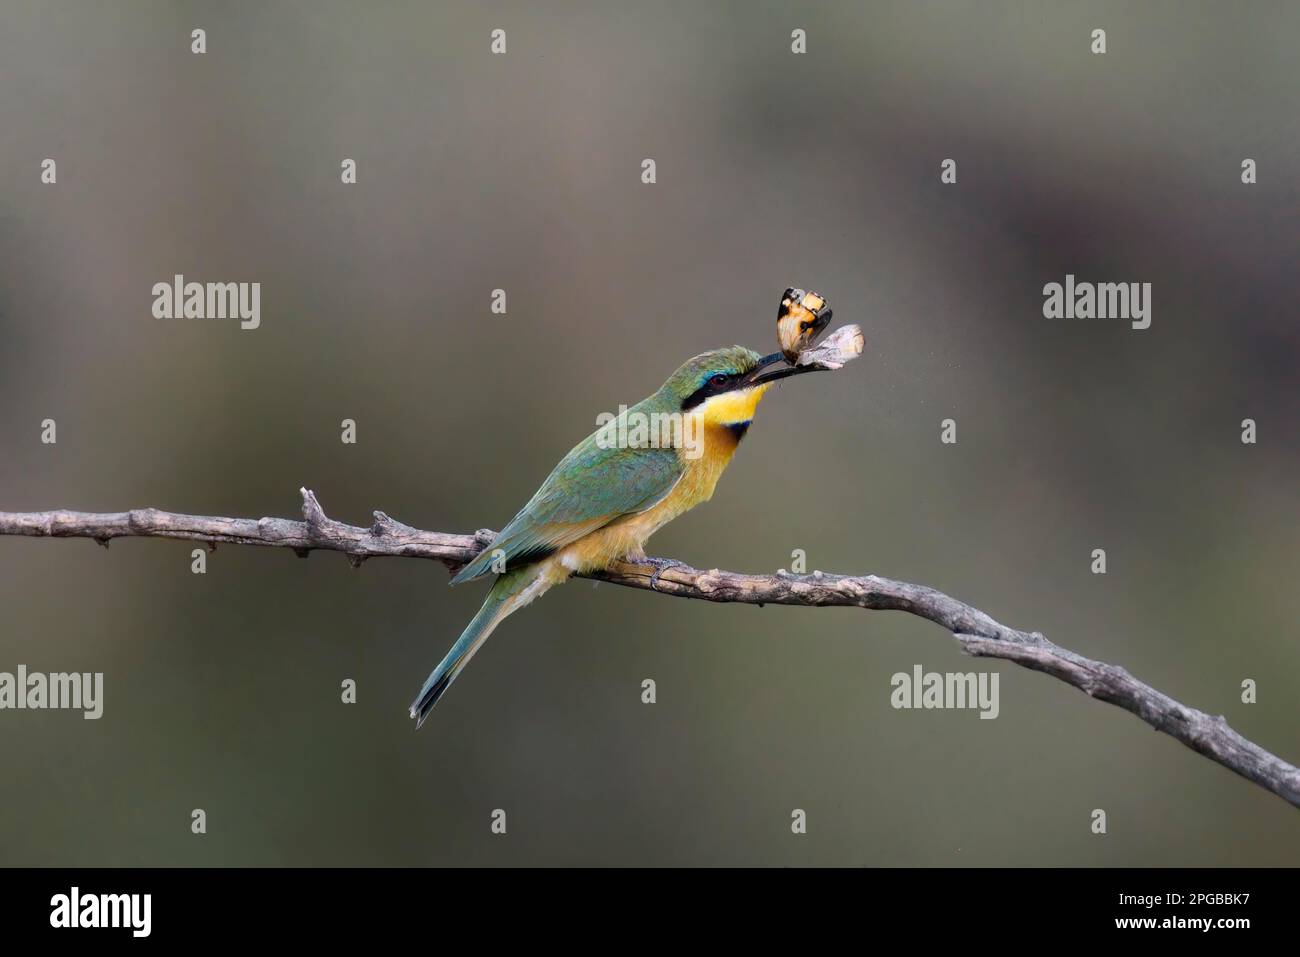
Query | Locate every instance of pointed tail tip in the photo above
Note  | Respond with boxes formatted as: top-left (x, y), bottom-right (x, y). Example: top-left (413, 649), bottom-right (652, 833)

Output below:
top-left (408, 671), bottom-right (454, 729)
top-left (409, 702), bottom-right (431, 730)
top-left (409, 698), bottom-right (430, 729)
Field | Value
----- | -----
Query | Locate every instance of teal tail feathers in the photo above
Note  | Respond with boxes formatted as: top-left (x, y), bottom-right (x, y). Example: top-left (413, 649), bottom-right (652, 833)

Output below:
top-left (449, 550), bottom-right (493, 586)
top-left (450, 539), bottom-right (507, 585)
top-left (409, 566), bottom-right (542, 728)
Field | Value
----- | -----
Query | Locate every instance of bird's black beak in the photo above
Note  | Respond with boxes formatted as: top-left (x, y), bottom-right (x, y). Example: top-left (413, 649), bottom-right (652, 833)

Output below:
top-left (743, 351), bottom-right (827, 387)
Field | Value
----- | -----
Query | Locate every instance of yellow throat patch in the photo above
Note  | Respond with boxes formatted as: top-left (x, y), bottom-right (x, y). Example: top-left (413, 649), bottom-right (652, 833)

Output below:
top-left (694, 383), bottom-right (770, 426)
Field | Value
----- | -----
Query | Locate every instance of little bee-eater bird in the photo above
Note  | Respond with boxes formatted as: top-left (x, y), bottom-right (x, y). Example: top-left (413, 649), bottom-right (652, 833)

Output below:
top-left (409, 339), bottom-right (830, 727)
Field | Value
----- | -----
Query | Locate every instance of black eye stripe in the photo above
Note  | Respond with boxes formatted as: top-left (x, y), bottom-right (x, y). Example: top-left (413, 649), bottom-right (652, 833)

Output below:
top-left (681, 370), bottom-right (743, 410)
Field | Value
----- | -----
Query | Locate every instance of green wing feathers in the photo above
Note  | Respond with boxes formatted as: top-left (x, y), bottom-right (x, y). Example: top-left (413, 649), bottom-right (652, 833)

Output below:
top-left (451, 425), bottom-right (683, 585)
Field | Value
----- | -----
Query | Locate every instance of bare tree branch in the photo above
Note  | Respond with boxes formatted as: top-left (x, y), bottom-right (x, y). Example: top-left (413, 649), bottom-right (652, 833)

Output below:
top-left (2, 487), bottom-right (1296, 808)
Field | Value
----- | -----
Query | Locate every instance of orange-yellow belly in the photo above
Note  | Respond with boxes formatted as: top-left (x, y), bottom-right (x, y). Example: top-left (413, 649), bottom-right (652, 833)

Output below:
top-left (550, 422), bottom-right (744, 576)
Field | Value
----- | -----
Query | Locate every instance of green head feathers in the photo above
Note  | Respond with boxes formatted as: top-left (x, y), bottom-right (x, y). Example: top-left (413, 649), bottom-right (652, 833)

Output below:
top-left (659, 346), bottom-right (765, 410)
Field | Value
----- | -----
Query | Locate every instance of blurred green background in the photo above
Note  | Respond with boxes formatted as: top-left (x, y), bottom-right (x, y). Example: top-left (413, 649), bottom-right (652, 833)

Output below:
top-left (1, 1), bottom-right (1297, 865)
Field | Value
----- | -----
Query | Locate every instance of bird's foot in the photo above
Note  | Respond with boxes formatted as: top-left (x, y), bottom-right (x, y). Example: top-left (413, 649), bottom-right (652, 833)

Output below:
top-left (641, 556), bottom-right (685, 592)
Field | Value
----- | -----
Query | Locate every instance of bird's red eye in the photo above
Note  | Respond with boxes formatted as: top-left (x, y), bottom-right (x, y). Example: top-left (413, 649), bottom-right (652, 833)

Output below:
top-left (709, 374), bottom-right (729, 387)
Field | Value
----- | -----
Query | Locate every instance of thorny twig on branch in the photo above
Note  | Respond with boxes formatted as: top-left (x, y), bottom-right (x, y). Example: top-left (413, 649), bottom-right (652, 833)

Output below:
top-left (1, 487), bottom-right (1296, 808)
